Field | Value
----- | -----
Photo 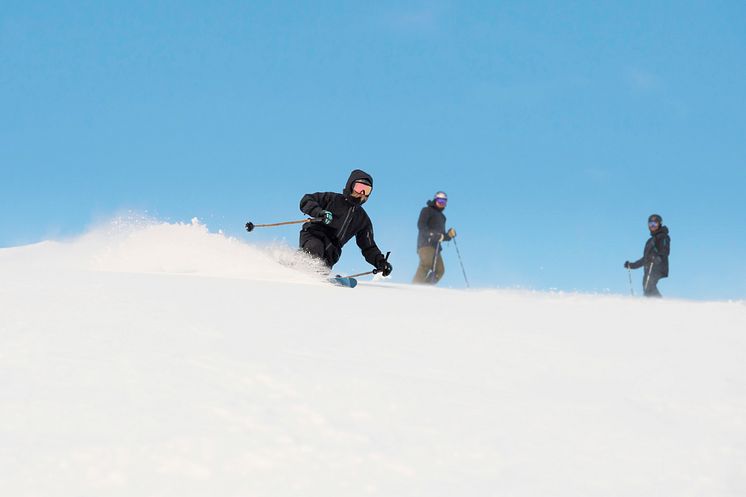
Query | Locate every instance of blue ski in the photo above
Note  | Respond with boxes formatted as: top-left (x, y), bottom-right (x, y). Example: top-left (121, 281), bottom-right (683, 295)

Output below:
top-left (330, 276), bottom-right (358, 288)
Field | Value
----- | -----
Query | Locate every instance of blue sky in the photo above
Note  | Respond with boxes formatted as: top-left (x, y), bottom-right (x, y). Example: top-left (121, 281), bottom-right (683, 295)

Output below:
top-left (2, 1), bottom-right (745, 299)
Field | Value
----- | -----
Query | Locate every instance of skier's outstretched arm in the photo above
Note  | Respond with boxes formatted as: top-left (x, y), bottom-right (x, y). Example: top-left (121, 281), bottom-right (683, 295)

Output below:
top-left (300, 192), bottom-right (335, 218)
top-left (356, 221), bottom-right (382, 266)
top-left (356, 222), bottom-right (392, 276)
top-left (628, 257), bottom-right (645, 269)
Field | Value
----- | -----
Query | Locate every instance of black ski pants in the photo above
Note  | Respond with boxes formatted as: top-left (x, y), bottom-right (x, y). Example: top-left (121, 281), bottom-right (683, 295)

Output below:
top-left (643, 272), bottom-right (663, 298)
top-left (299, 231), bottom-right (340, 268)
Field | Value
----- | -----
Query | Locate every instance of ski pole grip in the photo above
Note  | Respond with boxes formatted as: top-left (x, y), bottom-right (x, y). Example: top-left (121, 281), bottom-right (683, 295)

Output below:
top-left (371, 252), bottom-right (391, 275)
top-left (375, 251), bottom-right (391, 274)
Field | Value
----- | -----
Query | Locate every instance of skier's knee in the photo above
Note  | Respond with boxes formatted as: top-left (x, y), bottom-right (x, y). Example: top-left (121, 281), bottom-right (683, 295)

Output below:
top-left (302, 238), bottom-right (325, 259)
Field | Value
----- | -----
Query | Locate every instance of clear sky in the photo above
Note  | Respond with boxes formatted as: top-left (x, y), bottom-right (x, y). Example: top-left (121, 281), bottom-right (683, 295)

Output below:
top-left (2, 1), bottom-right (745, 299)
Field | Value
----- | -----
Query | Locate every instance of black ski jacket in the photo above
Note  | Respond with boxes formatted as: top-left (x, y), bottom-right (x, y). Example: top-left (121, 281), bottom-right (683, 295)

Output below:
top-left (629, 226), bottom-right (670, 278)
top-left (416, 201), bottom-right (452, 250)
top-left (299, 169), bottom-right (384, 267)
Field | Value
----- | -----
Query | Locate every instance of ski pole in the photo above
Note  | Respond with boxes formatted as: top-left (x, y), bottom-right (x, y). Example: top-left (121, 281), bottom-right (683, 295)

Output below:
top-left (644, 261), bottom-right (654, 293)
top-left (426, 241), bottom-right (441, 283)
top-left (452, 238), bottom-right (470, 288)
top-left (627, 266), bottom-right (635, 296)
top-left (245, 217), bottom-right (321, 232)
top-left (339, 252), bottom-right (390, 279)
top-left (343, 270), bottom-right (378, 279)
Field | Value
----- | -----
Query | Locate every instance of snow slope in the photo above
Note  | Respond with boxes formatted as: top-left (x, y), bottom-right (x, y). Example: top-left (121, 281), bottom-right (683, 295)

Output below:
top-left (1, 219), bottom-right (745, 497)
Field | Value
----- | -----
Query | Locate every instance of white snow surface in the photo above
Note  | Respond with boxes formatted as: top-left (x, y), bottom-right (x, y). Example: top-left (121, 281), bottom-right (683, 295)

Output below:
top-left (1, 218), bottom-right (745, 497)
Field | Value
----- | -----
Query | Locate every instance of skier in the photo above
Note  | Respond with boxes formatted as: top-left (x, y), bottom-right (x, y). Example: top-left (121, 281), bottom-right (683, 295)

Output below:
top-left (298, 169), bottom-right (393, 277)
top-left (412, 191), bottom-right (456, 284)
top-left (624, 214), bottom-right (671, 297)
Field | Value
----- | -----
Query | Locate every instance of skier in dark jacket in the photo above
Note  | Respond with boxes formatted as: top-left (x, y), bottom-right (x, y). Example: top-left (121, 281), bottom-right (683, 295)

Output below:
top-left (412, 191), bottom-right (456, 284)
top-left (624, 214), bottom-right (671, 297)
top-left (299, 169), bottom-right (393, 276)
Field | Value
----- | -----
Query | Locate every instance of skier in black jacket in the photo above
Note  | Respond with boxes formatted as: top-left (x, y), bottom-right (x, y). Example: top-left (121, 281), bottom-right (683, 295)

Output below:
top-left (299, 169), bottom-right (392, 276)
top-left (412, 191), bottom-right (456, 284)
top-left (624, 214), bottom-right (671, 297)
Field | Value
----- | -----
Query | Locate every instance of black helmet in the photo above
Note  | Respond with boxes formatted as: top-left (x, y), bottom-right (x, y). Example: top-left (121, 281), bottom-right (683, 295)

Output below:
top-left (648, 214), bottom-right (662, 224)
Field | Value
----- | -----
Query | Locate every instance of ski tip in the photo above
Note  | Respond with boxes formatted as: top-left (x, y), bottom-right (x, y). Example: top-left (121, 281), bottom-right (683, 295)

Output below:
top-left (330, 276), bottom-right (358, 288)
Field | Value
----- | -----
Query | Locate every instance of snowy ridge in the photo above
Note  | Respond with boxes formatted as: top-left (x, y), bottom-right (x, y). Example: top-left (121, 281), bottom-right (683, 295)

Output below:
top-left (1, 219), bottom-right (745, 496)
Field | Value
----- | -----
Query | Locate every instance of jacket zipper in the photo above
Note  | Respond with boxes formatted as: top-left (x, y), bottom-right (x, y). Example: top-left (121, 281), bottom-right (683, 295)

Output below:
top-left (337, 205), bottom-right (356, 242)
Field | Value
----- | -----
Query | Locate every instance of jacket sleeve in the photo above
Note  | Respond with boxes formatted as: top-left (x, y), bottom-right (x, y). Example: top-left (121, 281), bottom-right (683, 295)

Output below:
top-left (356, 218), bottom-right (383, 266)
top-left (417, 208), bottom-right (441, 244)
top-left (300, 192), bottom-right (335, 218)
top-left (629, 257), bottom-right (645, 269)
top-left (417, 207), bottom-right (430, 232)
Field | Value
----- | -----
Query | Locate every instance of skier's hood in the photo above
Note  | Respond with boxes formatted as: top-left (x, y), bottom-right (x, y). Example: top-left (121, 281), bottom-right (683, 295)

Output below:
top-left (426, 200), bottom-right (445, 211)
top-left (343, 169), bottom-right (373, 196)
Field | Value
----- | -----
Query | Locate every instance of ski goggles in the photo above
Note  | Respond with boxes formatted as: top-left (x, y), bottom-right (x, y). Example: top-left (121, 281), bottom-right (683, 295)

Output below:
top-left (434, 198), bottom-right (447, 207)
top-left (352, 182), bottom-right (372, 197)
top-left (648, 220), bottom-right (659, 228)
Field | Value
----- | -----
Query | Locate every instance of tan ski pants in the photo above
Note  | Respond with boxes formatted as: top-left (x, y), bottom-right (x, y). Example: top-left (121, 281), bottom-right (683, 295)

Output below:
top-left (412, 246), bottom-right (444, 284)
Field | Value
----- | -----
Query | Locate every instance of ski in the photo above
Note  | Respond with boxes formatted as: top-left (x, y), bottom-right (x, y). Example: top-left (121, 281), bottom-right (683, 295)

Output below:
top-left (330, 276), bottom-right (358, 288)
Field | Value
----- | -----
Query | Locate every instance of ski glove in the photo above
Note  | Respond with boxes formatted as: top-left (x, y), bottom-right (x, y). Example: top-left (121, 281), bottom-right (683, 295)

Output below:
top-left (318, 210), bottom-right (333, 225)
top-left (375, 255), bottom-right (393, 277)
top-left (624, 261), bottom-right (631, 269)
top-left (447, 227), bottom-right (457, 239)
